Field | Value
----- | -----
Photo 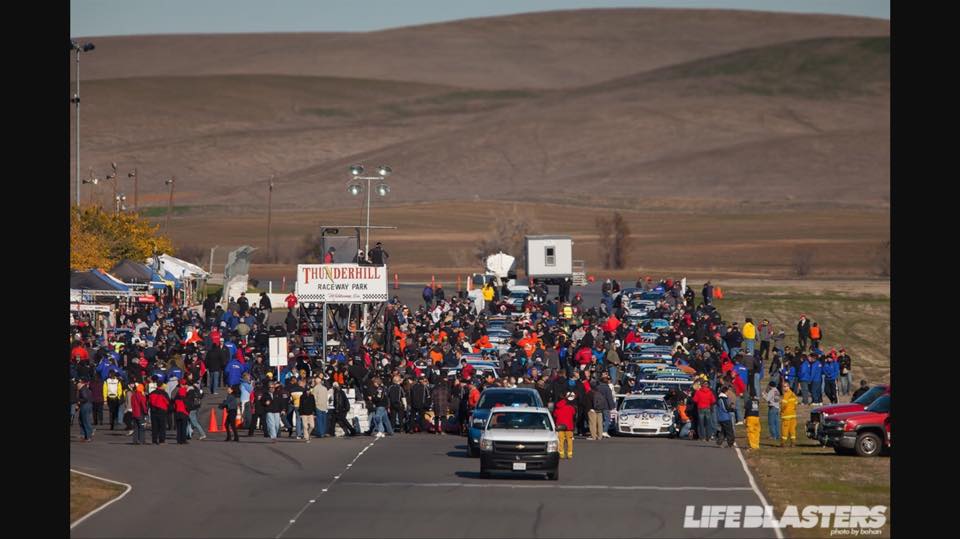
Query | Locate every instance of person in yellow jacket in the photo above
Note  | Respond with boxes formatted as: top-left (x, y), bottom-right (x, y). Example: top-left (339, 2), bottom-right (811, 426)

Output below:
top-left (562, 303), bottom-right (573, 320)
top-left (779, 381), bottom-right (798, 447)
top-left (481, 282), bottom-right (495, 302)
top-left (103, 370), bottom-right (125, 431)
top-left (744, 396), bottom-right (761, 450)
top-left (742, 318), bottom-right (757, 356)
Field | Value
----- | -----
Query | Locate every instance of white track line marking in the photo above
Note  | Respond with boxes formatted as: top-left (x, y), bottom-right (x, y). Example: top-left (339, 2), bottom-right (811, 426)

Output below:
top-left (735, 446), bottom-right (784, 539)
top-left (70, 469), bottom-right (133, 530)
top-left (275, 438), bottom-right (379, 538)
top-left (339, 481), bottom-right (754, 491)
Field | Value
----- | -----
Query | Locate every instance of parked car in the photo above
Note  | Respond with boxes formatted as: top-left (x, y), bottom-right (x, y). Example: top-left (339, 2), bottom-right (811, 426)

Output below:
top-left (820, 394), bottom-right (891, 457)
top-left (807, 384), bottom-right (890, 443)
top-left (467, 387), bottom-right (543, 457)
top-left (478, 406), bottom-right (560, 480)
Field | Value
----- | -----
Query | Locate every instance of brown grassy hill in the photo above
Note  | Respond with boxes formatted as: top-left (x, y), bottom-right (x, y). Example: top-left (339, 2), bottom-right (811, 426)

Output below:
top-left (75, 8), bottom-right (888, 89)
top-left (72, 13), bottom-right (888, 213)
top-left (76, 36), bottom-right (887, 210)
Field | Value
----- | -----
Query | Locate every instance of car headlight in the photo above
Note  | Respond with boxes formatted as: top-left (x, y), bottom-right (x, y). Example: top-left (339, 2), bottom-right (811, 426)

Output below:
top-left (661, 414), bottom-right (673, 424)
top-left (480, 438), bottom-right (493, 451)
top-left (547, 439), bottom-right (558, 453)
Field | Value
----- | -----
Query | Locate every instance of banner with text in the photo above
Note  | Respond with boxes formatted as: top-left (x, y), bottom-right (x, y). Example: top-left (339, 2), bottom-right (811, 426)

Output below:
top-left (296, 264), bottom-right (389, 303)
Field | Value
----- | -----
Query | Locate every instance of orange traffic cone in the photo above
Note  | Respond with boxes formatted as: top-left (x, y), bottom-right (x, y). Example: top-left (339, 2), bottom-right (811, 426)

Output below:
top-left (235, 413), bottom-right (243, 428)
top-left (220, 409), bottom-right (228, 431)
top-left (208, 409), bottom-right (222, 433)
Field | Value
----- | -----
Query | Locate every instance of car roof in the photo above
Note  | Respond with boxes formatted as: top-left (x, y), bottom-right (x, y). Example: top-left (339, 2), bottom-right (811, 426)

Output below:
top-left (623, 394), bottom-right (666, 400)
top-left (489, 406), bottom-right (552, 414)
top-left (482, 387), bottom-right (538, 394)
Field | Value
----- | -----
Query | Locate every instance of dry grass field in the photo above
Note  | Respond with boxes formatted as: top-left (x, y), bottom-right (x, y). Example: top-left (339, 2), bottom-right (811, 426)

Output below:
top-left (153, 202), bottom-right (889, 285)
top-left (70, 472), bottom-right (126, 525)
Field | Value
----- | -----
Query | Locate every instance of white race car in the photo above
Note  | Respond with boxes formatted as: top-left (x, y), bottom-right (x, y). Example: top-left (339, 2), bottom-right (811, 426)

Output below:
top-left (614, 395), bottom-right (676, 437)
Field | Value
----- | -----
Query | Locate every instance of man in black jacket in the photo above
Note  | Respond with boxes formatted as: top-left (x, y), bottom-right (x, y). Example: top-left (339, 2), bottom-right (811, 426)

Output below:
top-left (387, 375), bottom-right (407, 433)
top-left (330, 382), bottom-right (356, 436)
top-left (368, 242), bottom-right (389, 266)
top-left (797, 314), bottom-right (811, 352)
top-left (408, 376), bottom-right (432, 433)
top-left (205, 343), bottom-right (228, 394)
top-left (299, 381), bottom-right (317, 443)
top-left (347, 358), bottom-right (368, 400)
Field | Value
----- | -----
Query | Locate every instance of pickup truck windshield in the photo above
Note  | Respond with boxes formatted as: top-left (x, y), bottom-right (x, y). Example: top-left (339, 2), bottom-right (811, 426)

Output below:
top-left (487, 412), bottom-right (552, 430)
top-left (478, 392), bottom-right (538, 410)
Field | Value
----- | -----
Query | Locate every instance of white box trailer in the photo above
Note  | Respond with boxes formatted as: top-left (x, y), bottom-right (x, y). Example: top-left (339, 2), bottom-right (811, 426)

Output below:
top-left (525, 235), bottom-right (573, 285)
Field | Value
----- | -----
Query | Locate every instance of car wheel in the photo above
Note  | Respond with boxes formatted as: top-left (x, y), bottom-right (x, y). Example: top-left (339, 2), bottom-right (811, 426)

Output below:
top-left (855, 432), bottom-right (882, 457)
top-left (546, 469), bottom-right (559, 481)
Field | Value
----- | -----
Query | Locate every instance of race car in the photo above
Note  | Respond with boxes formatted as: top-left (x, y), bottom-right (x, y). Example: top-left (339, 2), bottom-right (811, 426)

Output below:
top-left (613, 394), bottom-right (676, 436)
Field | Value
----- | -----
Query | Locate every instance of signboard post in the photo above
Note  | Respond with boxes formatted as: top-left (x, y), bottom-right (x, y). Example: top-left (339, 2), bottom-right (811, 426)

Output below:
top-left (295, 264), bottom-right (389, 303)
top-left (269, 337), bottom-right (287, 380)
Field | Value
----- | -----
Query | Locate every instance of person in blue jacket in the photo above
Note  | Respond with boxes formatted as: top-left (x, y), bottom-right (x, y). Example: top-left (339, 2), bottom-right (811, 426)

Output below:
top-left (225, 356), bottom-right (248, 387)
top-left (809, 355), bottom-right (824, 405)
top-left (167, 361), bottom-right (184, 382)
top-left (822, 355), bottom-right (840, 404)
top-left (96, 354), bottom-right (120, 382)
top-left (733, 359), bottom-right (750, 422)
top-left (780, 362), bottom-right (797, 391)
top-left (798, 355), bottom-right (813, 405)
top-left (715, 386), bottom-right (736, 448)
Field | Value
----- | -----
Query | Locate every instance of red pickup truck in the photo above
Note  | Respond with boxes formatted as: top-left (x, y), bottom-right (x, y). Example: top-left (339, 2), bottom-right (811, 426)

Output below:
top-left (820, 394), bottom-right (891, 457)
top-left (806, 384), bottom-right (890, 443)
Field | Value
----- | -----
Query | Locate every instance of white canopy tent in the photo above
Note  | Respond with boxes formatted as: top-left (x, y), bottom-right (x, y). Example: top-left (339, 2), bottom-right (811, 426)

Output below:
top-left (147, 254), bottom-right (210, 306)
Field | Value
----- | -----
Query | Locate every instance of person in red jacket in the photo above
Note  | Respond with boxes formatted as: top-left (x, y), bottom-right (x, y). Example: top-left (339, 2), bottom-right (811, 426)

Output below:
top-left (71, 341), bottom-right (89, 363)
top-left (129, 384), bottom-right (148, 445)
top-left (173, 380), bottom-right (191, 445)
top-left (553, 393), bottom-right (576, 459)
top-left (285, 292), bottom-right (298, 310)
top-left (575, 346), bottom-right (593, 368)
top-left (692, 383), bottom-right (717, 443)
top-left (148, 382), bottom-right (170, 445)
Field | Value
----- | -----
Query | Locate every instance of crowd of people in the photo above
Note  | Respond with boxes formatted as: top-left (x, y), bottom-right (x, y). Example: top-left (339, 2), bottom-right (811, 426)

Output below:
top-left (69, 276), bottom-right (861, 453)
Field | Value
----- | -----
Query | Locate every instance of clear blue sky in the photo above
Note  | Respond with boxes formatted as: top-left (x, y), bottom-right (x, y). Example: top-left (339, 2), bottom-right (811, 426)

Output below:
top-left (72, 0), bottom-right (889, 37)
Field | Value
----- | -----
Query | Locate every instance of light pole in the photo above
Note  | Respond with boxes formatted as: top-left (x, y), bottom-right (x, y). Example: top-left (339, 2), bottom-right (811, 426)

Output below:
top-left (128, 168), bottom-right (138, 212)
top-left (114, 193), bottom-right (127, 214)
top-left (164, 177), bottom-right (176, 230)
top-left (347, 164), bottom-right (392, 257)
top-left (71, 40), bottom-right (95, 207)
top-left (267, 175), bottom-right (275, 257)
top-left (106, 162), bottom-right (118, 207)
top-left (81, 177), bottom-right (99, 206)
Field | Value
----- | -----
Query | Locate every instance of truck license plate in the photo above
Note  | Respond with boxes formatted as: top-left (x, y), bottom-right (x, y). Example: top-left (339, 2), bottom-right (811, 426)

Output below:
top-left (512, 462), bottom-right (527, 471)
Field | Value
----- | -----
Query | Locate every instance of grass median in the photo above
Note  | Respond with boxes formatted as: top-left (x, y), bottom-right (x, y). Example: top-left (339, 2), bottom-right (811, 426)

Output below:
top-left (70, 471), bottom-right (127, 525)
top-left (716, 283), bottom-right (890, 538)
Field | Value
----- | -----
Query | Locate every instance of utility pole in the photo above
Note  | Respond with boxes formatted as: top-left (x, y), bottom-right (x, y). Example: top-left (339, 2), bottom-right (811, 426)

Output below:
top-left (267, 175), bottom-right (275, 257)
top-left (165, 177), bottom-right (176, 230)
top-left (107, 162), bottom-right (118, 213)
top-left (71, 40), bottom-right (94, 206)
top-left (128, 168), bottom-right (138, 212)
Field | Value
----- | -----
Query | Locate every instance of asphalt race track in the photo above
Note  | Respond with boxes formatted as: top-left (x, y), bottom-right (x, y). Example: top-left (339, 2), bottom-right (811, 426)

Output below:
top-left (71, 415), bottom-right (776, 538)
